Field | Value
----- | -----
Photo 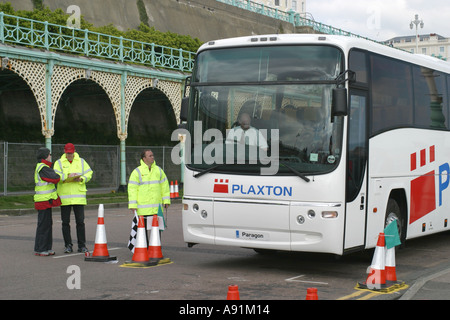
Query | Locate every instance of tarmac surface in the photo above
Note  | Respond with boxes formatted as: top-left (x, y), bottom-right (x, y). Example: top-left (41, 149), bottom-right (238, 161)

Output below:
top-left (2, 201), bottom-right (450, 300)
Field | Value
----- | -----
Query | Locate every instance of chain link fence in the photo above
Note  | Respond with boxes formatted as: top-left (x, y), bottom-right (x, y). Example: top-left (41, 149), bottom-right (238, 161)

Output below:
top-left (0, 142), bottom-right (181, 196)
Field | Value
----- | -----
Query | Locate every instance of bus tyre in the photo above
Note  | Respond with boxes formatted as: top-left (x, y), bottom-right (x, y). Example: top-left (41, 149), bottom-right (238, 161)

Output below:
top-left (385, 198), bottom-right (405, 247)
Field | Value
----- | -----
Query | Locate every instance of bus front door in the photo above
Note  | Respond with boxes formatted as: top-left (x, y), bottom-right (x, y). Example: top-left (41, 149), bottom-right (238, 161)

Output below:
top-left (344, 91), bottom-right (368, 251)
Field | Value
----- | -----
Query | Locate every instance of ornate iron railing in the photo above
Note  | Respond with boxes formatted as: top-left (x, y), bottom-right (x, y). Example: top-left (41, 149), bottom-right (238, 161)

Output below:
top-left (0, 12), bottom-right (195, 72)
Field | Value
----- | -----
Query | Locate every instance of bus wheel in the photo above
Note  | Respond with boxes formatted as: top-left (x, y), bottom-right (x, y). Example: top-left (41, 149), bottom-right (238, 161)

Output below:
top-left (385, 198), bottom-right (405, 245)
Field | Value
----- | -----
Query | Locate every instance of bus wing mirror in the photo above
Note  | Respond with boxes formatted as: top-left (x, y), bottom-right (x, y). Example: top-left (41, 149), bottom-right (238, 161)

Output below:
top-left (180, 97), bottom-right (189, 122)
top-left (332, 87), bottom-right (348, 117)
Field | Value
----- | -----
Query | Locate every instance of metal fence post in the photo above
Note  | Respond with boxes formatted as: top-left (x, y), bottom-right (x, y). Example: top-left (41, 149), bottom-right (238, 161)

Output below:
top-left (3, 141), bottom-right (7, 196)
top-left (0, 12), bottom-right (4, 44)
top-left (44, 21), bottom-right (49, 50)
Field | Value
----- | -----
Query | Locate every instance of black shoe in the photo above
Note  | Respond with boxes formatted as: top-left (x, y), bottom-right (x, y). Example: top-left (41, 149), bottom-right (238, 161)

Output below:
top-left (64, 245), bottom-right (73, 253)
top-left (78, 247), bottom-right (88, 253)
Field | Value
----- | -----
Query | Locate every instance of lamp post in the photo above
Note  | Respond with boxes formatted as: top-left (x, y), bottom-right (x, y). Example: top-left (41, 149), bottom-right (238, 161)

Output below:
top-left (410, 14), bottom-right (424, 54)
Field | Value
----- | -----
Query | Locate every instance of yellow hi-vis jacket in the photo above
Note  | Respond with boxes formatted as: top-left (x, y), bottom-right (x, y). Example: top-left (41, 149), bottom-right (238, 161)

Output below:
top-left (128, 160), bottom-right (170, 216)
top-left (54, 152), bottom-right (93, 205)
top-left (34, 162), bottom-right (58, 203)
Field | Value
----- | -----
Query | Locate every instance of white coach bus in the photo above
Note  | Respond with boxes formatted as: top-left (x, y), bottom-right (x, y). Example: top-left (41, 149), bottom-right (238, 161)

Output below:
top-left (179, 34), bottom-right (450, 255)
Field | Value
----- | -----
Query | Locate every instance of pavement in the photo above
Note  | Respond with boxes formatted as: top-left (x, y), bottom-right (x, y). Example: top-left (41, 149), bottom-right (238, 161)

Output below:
top-left (399, 266), bottom-right (450, 300)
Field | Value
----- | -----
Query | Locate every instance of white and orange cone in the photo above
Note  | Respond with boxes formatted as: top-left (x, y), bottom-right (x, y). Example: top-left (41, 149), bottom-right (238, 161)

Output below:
top-left (170, 181), bottom-right (175, 198)
top-left (174, 180), bottom-right (179, 198)
top-left (360, 233), bottom-right (386, 289)
top-left (148, 214), bottom-right (163, 261)
top-left (85, 204), bottom-right (117, 262)
top-left (131, 215), bottom-right (150, 263)
top-left (385, 246), bottom-right (397, 282)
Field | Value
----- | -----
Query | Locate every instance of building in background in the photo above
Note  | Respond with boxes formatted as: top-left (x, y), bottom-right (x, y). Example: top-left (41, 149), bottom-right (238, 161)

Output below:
top-left (255, 0), bottom-right (306, 15)
top-left (384, 33), bottom-right (450, 61)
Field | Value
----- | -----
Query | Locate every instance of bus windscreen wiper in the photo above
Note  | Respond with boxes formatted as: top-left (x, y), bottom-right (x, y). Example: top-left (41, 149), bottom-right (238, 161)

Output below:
top-left (193, 164), bottom-right (225, 178)
top-left (281, 162), bottom-right (310, 182)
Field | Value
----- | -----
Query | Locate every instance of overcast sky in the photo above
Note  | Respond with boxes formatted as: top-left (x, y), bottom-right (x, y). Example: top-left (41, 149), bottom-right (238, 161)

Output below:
top-left (306, 0), bottom-right (450, 41)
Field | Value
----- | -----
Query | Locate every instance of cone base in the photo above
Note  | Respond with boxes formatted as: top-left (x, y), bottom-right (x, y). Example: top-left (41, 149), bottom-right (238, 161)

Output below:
top-left (85, 255), bottom-right (117, 262)
top-left (122, 260), bottom-right (159, 268)
top-left (121, 258), bottom-right (172, 268)
top-left (357, 281), bottom-right (387, 291)
top-left (356, 280), bottom-right (407, 293)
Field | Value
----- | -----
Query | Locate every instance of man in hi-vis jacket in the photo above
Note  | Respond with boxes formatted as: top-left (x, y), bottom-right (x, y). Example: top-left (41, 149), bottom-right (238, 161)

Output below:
top-left (54, 143), bottom-right (93, 254)
top-left (128, 149), bottom-right (170, 241)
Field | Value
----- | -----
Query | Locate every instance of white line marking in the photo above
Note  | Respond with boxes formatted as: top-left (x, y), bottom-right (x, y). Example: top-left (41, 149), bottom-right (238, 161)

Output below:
top-left (53, 247), bottom-right (121, 258)
top-left (285, 275), bottom-right (328, 285)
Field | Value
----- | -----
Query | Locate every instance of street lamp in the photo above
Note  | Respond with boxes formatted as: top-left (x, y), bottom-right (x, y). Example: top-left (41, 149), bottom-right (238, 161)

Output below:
top-left (410, 14), bottom-right (424, 54)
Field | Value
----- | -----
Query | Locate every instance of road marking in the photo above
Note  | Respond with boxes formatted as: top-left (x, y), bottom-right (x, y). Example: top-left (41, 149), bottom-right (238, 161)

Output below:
top-left (53, 247), bottom-right (121, 259)
top-left (337, 290), bottom-right (382, 300)
top-left (357, 292), bottom-right (381, 300)
top-left (285, 275), bottom-right (328, 285)
top-left (337, 290), bottom-right (366, 300)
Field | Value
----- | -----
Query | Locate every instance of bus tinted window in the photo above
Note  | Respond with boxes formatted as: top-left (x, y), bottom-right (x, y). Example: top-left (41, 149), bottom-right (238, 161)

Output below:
top-left (413, 66), bottom-right (447, 129)
top-left (370, 55), bottom-right (413, 134)
top-left (349, 50), bottom-right (368, 84)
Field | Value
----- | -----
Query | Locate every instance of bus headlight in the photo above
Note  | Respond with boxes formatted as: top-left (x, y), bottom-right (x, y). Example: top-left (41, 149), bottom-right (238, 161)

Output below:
top-left (322, 211), bottom-right (338, 219)
top-left (201, 210), bottom-right (208, 219)
top-left (193, 203), bottom-right (199, 212)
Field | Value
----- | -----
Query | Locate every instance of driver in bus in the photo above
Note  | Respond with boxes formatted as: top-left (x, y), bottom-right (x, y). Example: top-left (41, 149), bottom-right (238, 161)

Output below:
top-left (226, 112), bottom-right (268, 151)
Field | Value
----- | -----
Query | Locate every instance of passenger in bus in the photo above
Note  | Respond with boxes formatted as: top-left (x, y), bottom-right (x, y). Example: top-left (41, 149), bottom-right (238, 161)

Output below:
top-left (225, 113), bottom-right (268, 150)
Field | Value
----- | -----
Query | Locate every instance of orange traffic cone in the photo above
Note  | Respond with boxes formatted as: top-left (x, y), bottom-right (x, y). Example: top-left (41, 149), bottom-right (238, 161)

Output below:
top-left (131, 215), bottom-right (150, 263)
top-left (359, 233), bottom-right (386, 290)
top-left (170, 181), bottom-right (174, 198)
top-left (148, 214), bottom-right (163, 261)
top-left (385, 246), bottom-right (397, 282)
top-left (85, 204), bottom-right (117, 262)
top-left (305, 288), bottom-right (318, 300)
top-left (174, 180), bottom-right (179, 198)
top-left (227, 285), bottom-right (240, 300)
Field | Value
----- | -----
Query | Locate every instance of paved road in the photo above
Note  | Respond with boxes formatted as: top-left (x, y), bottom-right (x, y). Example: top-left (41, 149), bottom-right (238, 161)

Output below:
top-left (1, 202), bottom-right (450, 304)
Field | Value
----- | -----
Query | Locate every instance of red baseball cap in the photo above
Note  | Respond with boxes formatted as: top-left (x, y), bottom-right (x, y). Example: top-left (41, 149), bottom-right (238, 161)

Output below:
top-left (64, 143), bottom-right (75, 153)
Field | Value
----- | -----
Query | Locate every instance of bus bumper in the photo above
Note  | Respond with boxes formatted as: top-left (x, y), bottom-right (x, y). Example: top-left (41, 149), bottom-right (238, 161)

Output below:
top-left (182, 197), bottom-right (344, 255)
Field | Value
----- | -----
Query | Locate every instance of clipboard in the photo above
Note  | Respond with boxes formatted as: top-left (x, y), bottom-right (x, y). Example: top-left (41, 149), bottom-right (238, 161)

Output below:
top-left (64, 175), bottom-right (81, 183)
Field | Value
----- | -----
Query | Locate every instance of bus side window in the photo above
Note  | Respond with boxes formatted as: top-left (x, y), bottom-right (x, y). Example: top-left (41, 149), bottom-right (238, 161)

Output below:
top-left (349, 49), bottom-right (368, 85)
top-left (370, 54), bottom-right (413, 134)
top-left (413, 67), bottom-right (447, 129)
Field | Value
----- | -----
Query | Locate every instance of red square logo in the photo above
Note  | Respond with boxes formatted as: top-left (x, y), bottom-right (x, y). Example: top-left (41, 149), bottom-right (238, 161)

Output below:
top-left (213, 179), bottom-right (229, 193)
top-left (410, 170), bottom-right (436, 224)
